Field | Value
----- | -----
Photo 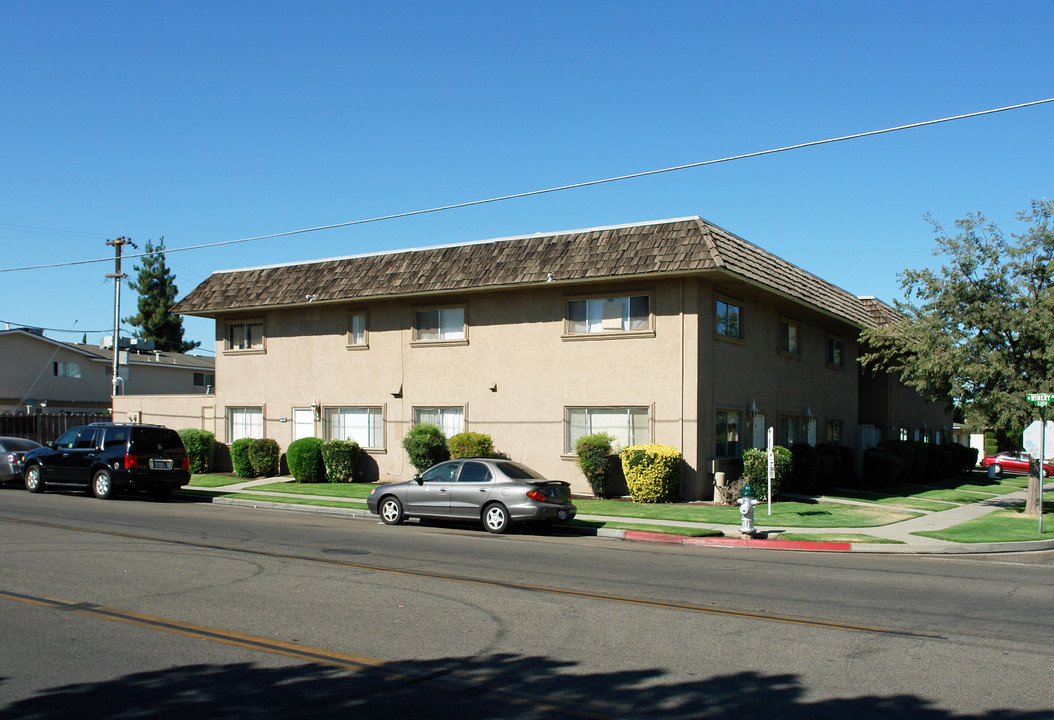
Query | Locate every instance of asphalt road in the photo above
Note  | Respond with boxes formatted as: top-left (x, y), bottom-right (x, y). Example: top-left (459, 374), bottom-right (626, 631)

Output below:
top-left (2, 487), bottom-right (1053, 719)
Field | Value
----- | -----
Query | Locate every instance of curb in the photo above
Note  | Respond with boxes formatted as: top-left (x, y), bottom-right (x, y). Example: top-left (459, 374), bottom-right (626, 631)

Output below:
top-left (203, 495), bottom-right (1054, 554)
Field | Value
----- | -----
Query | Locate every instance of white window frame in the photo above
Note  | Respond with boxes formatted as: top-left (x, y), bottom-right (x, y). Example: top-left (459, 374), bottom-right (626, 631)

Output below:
top-left (413, 306), bottom-right (466, 343)
top-left (226, 320), bottom-right (265, 352)
top-left (228, 407), bottom-right (264, 442)
top-left (564, 407), bottom-right (649, 454)
top-left (326, 406), bottom-right (384, 449)
top-left (565, 294), bottom-right (652, 336)
top-left (413, 406), bottom-right (465, 438)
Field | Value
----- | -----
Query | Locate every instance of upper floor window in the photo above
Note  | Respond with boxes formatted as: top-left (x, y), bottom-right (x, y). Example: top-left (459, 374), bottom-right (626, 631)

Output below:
top-left (193, 372), bottom-right (215, 388)
top-left (716, 299), bottom-right (742, 339)
top-left (779, 320), bottom-right (800, 355)
top-left (348, 311), bottom-right (368, 347)
top-left (565, 406), bottom-right (649, 454)
top-left (566, 295), bottom-right (650, 335)
top-left (54, 361), bottom-right (82, 378)
top-left (414, 307), bottom-right (465, 342)
top-left (827, 336), bottom-right (845, 367)
top-left (227, 321), bottom-right (264, 351)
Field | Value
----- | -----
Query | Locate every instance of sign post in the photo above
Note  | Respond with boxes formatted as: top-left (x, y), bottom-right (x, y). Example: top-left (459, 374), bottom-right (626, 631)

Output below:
top-left (766, 426), bottom-right (775, 515)
top-left (1025, 393), bottom-right (1052, 533)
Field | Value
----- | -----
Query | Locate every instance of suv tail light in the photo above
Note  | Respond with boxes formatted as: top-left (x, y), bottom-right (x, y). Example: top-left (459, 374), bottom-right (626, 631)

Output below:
top-left (124, 454), bottom-right (140, 470)
top-left (526, 489), bottom-right (547, 502)
top-left (181, 457), bottom-right (190, 471)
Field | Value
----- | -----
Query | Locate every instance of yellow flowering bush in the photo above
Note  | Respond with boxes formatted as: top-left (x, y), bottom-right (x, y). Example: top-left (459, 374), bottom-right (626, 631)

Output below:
top-left (620, 444), bottom-right (682, 503)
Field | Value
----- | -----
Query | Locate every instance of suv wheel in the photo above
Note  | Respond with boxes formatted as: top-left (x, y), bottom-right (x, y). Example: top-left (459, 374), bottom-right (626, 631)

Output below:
top-left (92, 470), bottom-right (114, 500)
top-left (25, 465), bottom-right (45, 493)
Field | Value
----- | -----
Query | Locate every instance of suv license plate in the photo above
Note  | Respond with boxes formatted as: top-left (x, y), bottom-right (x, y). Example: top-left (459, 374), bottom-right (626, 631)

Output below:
top-left (150, 459), bottom-right (174, 470)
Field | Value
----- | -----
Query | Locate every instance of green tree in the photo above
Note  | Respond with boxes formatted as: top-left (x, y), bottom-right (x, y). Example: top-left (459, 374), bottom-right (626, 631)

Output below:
top-left (125, 238), bottom-right (199, 353)
top-left (861, 200), bottom-right (1054, 438)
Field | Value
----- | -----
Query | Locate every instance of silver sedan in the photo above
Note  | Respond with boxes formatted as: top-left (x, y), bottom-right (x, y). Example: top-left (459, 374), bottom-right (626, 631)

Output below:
top-left (367, 458), bottom-right (577, 534)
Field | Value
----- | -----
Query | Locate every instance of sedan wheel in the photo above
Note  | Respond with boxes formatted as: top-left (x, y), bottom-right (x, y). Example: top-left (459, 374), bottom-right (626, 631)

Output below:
top-left (24, 465), bottom-right (45, 493)
top-left (379, 496), bottom-right (405, 525)
top-left (991, 464), bottom-right (1003, 476)
top-left (92, 470), bottom-right (114, 500)
top-left (483, 503), bottom-right (510, 534)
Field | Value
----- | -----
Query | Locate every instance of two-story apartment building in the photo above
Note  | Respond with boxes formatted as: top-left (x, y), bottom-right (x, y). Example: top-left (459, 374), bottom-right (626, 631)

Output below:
top-left (114, 216), bottom-right (950, 498)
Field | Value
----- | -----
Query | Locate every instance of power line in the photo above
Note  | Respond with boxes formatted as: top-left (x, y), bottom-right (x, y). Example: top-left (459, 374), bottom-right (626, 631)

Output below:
top-left (2, 97), bottom-right (1052, 275)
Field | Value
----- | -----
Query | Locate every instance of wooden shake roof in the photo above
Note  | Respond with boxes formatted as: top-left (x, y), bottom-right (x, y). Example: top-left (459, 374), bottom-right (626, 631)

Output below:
top-left (173, 217), bottom-right (878, 328)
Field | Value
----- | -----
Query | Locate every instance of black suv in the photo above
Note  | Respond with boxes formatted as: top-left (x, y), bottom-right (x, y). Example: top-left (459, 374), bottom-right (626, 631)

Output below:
top-left (22, 423), bottom-right (190, 499)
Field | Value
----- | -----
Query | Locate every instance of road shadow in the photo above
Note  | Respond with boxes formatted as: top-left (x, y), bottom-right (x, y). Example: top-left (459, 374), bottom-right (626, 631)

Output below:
top-left (0, 653), bottom-right (1047, 720)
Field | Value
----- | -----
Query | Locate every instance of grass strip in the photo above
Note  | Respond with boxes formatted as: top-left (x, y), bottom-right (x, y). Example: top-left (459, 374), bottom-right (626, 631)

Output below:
top-left (773, 533), bottom-right (904, 544)
top-left (821, 491), bottom-right (953, 512)
top-left (913, 503), bottom-right (1054, 543)
top-left (187, 474), bottom-right (248, 488)
top-left (568, 519), bottom-right (723, 537)
top-left (245, 481), bottom-right (376, 499)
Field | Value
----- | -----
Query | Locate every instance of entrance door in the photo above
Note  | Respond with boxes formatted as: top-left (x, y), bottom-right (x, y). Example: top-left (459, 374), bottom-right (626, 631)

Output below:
top-left (292, 409), bottom-right (315, 441)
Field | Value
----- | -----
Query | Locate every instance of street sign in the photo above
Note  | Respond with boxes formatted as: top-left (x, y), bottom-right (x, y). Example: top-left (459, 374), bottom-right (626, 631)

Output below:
top-left (1027, 393), bottom-right (1053, 407)
top-left (1023, 420), bottom-right (1054, 460)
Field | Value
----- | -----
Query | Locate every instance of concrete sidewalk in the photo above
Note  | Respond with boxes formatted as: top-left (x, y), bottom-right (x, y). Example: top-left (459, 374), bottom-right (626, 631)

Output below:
top-left (194, 477), bottom-right (1054, 554)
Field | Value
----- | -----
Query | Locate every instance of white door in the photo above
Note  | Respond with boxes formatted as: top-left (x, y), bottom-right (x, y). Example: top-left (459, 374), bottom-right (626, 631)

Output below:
top-left (293, 408), bottom-right (316, 441)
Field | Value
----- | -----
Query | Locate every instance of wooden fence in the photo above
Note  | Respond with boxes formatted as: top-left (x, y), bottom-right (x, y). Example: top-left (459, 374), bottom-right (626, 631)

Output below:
top-left (0, 413), bottom-right (111, 445)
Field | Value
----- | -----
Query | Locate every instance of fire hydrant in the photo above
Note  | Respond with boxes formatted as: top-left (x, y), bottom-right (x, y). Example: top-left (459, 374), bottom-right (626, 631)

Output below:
top-left (737, 482), bottom-right (761, 537)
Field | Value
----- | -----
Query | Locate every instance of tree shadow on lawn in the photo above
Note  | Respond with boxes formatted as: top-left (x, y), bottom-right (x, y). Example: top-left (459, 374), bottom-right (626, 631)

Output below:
top-left (2, 653), bottom-right (1046, 720)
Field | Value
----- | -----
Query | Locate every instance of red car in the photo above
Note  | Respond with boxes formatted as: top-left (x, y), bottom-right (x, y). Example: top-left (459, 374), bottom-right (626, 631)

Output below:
top-left (982, 451), bottom-right (1053, 477)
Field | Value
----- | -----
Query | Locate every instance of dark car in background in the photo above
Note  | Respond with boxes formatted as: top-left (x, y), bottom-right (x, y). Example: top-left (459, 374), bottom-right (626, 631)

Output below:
top-left (0, 437), bottom-right (42, 483)
top-left (22, 423), bottom-right (190, 499)
top-left (367, 458), bottom-right (576, 534)
top-left (982, 451), bottom-right (1053, 477)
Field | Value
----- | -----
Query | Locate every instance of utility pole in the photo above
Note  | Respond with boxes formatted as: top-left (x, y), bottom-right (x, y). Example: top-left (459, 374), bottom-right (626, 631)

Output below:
top-left (106, 237), bottom-right (136, 399)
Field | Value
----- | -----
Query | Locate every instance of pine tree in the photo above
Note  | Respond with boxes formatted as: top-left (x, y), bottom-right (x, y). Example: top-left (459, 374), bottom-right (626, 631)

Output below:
top-left (124, 238), bottom-right (200, 353)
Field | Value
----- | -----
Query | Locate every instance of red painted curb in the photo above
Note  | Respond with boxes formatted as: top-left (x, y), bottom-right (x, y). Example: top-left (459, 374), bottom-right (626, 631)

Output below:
top-left (622, 530), bottom-right (851, 552)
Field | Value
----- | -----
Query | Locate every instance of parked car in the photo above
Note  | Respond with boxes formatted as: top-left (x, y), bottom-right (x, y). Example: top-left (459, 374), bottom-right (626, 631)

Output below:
top-left (981, 451), bottom-right (1053, 477)
top-left (22, 423), bottom-right (190, 499)
top-left (0, 437), bottom-right (42, 483)
top-left (367, 458), bottom-right (577, 534)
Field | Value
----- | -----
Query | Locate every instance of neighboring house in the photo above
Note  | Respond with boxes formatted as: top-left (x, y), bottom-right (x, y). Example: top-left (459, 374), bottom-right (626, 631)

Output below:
top-left (0, 328), bottom-right (215, 414)
top-left (113, 216), bottom-right (951, 498)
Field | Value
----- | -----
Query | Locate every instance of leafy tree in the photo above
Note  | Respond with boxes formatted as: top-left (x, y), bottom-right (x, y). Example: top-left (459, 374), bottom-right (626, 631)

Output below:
top-left (125, 238), bottom-right (199, 353)
top-left (861, 200), bottom-right (1054, 437)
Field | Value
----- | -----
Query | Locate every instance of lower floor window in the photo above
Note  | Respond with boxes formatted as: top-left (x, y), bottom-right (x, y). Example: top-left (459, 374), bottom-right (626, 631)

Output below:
top-left (716, 409), bottom-right (740, 457)
top-left (827, 420), bottom-right (842, 444)
top-left (229, 407), bottom-right (263, 442)
top-left (414, 406), bottom-right (464, 438)
top-left (326, 407), bottom-right (383, 448)
top-left (565, 407), bottom-right (649, 453)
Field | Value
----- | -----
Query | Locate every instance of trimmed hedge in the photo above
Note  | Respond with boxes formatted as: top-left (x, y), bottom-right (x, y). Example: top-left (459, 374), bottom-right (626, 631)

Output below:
top-left (862, 447), bottom-right (902, 487)
top-left (575, 432), bottom-right (615, 498)
top-left (178, 428), bottom-right (214, 474)
top-left (741, 446), bottom-right (792, 501)
top-left (620, 444), bottom-right (681, 503)
top-left (402, 424), bottom-right (449, 473)
top-left (287, 437), bottom-right (325, 483)
top-left (321, 439), bottom-right (360, 482)
top-left (788, 443), bottom-right (819, 493)
top-left (448, 432), bottom-right (494, 459)
top-left (249, 438), bottom-right (280, 477)
top-left (231, 438), bottom-right (256, 479)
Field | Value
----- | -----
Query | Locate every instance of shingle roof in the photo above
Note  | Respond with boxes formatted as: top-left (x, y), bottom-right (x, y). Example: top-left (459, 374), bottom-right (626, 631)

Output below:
top-left (173, 217), bottom-right (877, 328)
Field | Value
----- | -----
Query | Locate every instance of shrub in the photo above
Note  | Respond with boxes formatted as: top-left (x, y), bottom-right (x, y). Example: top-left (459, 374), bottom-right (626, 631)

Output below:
top-left (574, 432), bottom-right (615, 498)
top-left (815, 443), bottom-right (843, 490)
top-left (287, 437), bottom-right (325, 483)
top-left (321, 439), bottom-right (360, 482)
top-left (402, 424), bottom-right (449, 473)
top-left (741, 446), bottom-right (792, 501)
top-left (231, 438), bottom-right (256, 479)
top-left (448, 432), bottom-right (494, 459)
top-left (178, 428), bottom-right (215, 474)
top-left (620, 444), bottom-right (681, 503)
top-left (249, 438), bottom-right (280, 477)
top-left (862, 447), bottom-right (902, 488)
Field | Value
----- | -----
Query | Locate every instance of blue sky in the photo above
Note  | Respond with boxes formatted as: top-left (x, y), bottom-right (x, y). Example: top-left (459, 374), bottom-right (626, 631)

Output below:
top-left (2, 1), bottom-right (1052, 353)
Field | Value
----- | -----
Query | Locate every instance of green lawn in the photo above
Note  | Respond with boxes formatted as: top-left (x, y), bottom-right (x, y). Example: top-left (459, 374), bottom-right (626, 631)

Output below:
top-left (774, 533), bottom-right (905, 544)
top-left (186, 474), bottom-right (247, 488)
top-left (246, 481), bottom-right (375, 499)
top-left (821, 491), bottom-right (954, 512)
top-left (914, 502), bottom-right (1054, 543)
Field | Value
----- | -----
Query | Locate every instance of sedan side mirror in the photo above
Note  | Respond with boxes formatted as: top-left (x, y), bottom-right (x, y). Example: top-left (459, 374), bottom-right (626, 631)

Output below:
top-left (413, 474), bottom-right (423, 485)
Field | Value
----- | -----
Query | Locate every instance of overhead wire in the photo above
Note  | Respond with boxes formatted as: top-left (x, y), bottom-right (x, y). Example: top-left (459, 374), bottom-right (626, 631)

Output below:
top-left (1, 97), bottom-right (1052, 275)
